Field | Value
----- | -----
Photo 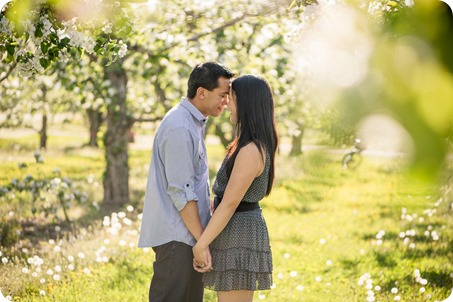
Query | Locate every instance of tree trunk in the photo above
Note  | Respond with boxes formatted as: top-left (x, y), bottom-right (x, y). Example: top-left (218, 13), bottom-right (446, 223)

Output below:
top-left (289, 126), bottom-right (304, 156)
top-left (102, 61), bottom-right (130, 208)
top-left (40, 113), bottom-right (48, 150)
top-left (39, 85), bottom-right (48, 150)
top-left (214, 122), bottom-right (231, 148)
top-left (86, 108), bottom-right (103, 147)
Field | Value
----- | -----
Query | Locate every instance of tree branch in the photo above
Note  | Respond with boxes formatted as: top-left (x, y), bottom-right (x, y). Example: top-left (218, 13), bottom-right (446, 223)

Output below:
top-left (0, 62), bottom-right (17, 83)
top-left (130, 11), bottom-right (257, 56)
top-left (153, 78), bottom-right (171, 111)
top-left (84, 77), bottom-right (108, 100)
top-left (132, 116), bottom-right (162, 123)
top-left (186, 14), bottom-right (249, 42)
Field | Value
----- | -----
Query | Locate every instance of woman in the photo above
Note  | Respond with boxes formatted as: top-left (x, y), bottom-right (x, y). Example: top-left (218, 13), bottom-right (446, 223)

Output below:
top-left (193, 74), bottom-right (278, 302)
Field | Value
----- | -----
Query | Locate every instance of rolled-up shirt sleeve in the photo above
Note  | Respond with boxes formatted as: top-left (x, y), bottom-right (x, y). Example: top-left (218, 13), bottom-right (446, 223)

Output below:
top-left (159, 127), bottom-right (199, 211)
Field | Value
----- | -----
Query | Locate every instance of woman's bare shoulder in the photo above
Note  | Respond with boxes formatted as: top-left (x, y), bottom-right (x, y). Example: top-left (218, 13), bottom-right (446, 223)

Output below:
top-left (237, 143), bottom-right (266, 175)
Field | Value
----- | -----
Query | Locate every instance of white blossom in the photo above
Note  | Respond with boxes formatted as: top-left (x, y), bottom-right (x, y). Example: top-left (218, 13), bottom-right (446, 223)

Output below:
top-left (118, 43), bottom-right (128, 58)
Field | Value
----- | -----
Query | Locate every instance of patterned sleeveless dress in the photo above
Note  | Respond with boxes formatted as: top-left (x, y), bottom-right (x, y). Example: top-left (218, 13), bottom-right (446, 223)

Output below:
top-left (202, 151), bottom-right (273, 291)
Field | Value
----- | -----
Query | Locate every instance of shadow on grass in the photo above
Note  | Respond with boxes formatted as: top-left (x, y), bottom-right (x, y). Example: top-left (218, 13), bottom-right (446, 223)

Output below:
top-left (0, 217), bottom-right (75, 259)
top-left (339, 258), bottom-right (361, 277)
top-left (1, 199), bottom-right (137, 257)
top-left (264, 202), bottom-right (312, 215)
top-left (373, 250), bottom-right (398, 268)
top-left (281, 181), bottom-right (326, 203)
top-left (361, 231), bottom-right (400, 241)
top-left (338, 244), bottom-right (400, 271)
top-left (106, 257), bottom-right (152, 289)
top-left (399, 243), bottom-right (453, 260)
top-left (0, 137), bottom-right (38, 152)
top-left (130, 188), bottom-right (146, 211)
top-left (286, 234), bottom-right (304, 245)
top-left (380, 270), bottom-right (453, 291)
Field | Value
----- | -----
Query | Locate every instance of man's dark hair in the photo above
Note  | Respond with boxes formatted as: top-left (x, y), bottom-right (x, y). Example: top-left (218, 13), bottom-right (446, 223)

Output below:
top-left (187, 62), bottom-right (235, 99)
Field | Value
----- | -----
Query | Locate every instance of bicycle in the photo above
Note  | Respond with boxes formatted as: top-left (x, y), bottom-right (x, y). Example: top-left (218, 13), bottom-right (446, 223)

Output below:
top-left (342, 138), bottom-right (365, 170)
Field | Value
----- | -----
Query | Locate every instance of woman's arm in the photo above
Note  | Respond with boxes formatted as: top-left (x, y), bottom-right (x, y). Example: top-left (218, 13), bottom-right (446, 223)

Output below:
top-left (193, 143), bottom-right (265, 269)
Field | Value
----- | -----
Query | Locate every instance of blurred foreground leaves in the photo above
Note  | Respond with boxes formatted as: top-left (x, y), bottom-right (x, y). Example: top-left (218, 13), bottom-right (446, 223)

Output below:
top-left (321, 0), bottom-right (453, 180)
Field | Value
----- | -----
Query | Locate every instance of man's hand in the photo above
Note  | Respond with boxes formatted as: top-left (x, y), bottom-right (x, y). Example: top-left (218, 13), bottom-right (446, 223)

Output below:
top-left (209, 198), bottom-right (215, 216)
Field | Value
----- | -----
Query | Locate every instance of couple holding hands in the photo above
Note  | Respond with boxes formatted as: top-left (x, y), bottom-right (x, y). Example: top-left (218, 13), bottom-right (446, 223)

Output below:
top-left (139, 62), bottom-right (278, 302)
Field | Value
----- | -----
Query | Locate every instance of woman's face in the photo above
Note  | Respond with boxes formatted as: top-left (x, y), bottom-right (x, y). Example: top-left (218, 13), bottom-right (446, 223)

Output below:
top-left (228, 87), bottom-right (237, 124)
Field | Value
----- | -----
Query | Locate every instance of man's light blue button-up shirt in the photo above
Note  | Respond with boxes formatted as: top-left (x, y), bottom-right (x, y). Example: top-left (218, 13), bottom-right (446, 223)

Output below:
top-left (138, 97), bottom-right (210, 248)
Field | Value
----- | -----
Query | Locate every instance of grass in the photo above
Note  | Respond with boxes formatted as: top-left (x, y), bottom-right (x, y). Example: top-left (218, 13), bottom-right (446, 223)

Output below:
top-left (264, 154), bottom-right (452, 302)
top-left (0, 131), bottom-right (452, 301)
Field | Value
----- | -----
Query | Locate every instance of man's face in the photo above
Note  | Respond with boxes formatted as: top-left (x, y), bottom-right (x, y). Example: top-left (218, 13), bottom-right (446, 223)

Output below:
top-left (202, 77), bottom-right (231, 117)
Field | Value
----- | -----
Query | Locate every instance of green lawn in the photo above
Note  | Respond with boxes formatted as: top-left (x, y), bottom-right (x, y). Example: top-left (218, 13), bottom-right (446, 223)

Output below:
top-left (0, 133), bottom-right (452, 301)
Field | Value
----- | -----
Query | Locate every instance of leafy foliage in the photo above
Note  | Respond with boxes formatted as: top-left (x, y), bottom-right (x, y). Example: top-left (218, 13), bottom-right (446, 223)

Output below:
top-left (0, 158), bottom-right (90, 225)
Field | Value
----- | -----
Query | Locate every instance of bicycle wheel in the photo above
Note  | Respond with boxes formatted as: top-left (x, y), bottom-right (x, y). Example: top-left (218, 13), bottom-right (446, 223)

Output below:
top-left (344, 154), bottom-right (362, 170)
top-left (342, 153), bottom-right (352, 169)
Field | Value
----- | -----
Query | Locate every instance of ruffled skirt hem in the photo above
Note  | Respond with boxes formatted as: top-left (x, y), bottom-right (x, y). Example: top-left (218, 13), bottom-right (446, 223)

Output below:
top-left (202, 209), bottom-right (273, 291)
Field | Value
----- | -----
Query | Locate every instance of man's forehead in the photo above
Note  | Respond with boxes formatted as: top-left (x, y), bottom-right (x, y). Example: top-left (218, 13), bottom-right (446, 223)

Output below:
top-left (218, 77), bottom-right (231, 83)
top-left (215, 77), bottom-right (231, 91)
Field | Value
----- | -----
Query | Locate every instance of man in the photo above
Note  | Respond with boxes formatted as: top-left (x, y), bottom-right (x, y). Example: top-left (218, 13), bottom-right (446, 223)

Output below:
top-left (138, 62), bottom-right (235, 302)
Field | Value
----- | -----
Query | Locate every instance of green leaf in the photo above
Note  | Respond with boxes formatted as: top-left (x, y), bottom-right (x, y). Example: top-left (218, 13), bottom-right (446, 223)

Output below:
top-left (97, 36), bottom-right (107, 44)
top-left (35, 27), bottom-right (43, 38)
top-left (39, 58), bottom-right (49, 69)
top-left (49, 46), bottom-right (59, 54)
top-left (41, 41), bottom-right (49, 53)
top-left (6, 44), bottom-right (15, 56)
top-left (289, 0), bottom-right (301, 9)
top-left (59, 37), bottom-right (70, 48)
top-left (5, 53), bottom-right (14, 63)
top-left (49, 32), bottom-right (59, 44)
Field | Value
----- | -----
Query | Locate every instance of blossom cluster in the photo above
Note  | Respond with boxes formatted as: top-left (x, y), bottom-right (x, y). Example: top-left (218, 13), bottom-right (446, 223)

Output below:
top-left (0, 2), bottom-right (130, 77)
top-left (357, 273), bottom-right (383, 302)
top-left (60, 19), bottom-right (96, 54)
top-left (0, 204), bottom-right (144, 299)
top-left (0, 171), bottom-right (88, 221)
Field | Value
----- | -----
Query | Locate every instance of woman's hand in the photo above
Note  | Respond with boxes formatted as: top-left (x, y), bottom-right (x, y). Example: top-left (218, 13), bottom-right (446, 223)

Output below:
top-left (209, 198), bottom-right (215, 215)
top-left (192, 243), bottom-right (213, 273)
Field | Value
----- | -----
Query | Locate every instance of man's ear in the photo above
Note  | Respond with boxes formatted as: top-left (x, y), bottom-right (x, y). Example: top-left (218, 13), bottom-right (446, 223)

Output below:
top-left (197, 87), bottom-right (205, 99)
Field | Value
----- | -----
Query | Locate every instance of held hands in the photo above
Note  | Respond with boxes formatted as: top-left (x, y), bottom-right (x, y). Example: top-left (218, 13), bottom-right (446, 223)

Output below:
top-left (209, 198), bottom-right (215, 216)
top-left (192, 243), bottom-right (213, 273)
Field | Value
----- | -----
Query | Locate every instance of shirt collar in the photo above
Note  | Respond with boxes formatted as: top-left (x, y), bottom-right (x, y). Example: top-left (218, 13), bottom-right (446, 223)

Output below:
top-left (180, 97), bottom-right (208, 125)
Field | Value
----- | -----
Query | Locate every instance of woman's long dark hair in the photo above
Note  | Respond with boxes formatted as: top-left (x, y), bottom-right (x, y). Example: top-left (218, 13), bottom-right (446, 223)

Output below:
top-left (225, 74), bottom-right (278, 196)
